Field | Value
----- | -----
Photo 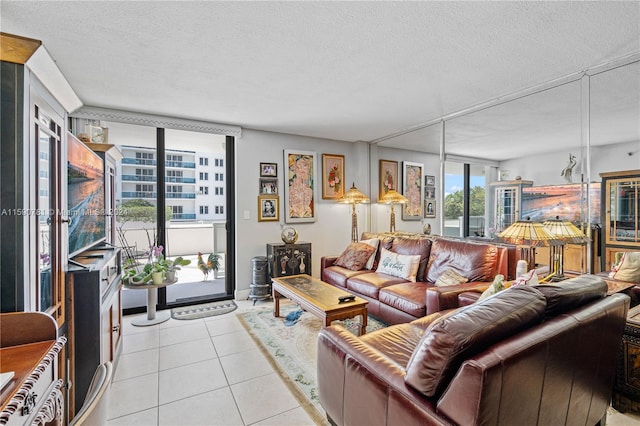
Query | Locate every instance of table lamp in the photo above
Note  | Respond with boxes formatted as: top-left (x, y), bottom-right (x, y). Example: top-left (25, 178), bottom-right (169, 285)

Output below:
top-left (379, 189), bottom-right (408, 232)
top-left (543, 216), bottom-right (590, 278)
top-left (339, 182), bottom-right (370, 242)
top-left (497, 218), bottom-right (561, 275)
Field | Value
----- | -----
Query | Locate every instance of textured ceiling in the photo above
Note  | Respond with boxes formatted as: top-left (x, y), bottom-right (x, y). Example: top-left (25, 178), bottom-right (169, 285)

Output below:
top-left (1, 1), bottom-right (639, 160)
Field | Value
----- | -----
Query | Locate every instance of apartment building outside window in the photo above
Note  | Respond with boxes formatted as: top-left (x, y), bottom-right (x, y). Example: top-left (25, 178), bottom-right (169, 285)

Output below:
top-left (215, 158), bottom-right (223, 167)
top-left (199, 157), bottom-right (209, 166)
top-left (199, 186), bottom-right (209, 195)
top-left (200, 172), bottom-right (209, 180)
top-left (215, 187), bottom-right (224, 195)
top-left (199, 206), bottom-right (209, 214)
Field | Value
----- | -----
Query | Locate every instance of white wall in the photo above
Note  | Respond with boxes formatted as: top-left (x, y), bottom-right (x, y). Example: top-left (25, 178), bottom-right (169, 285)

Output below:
top-left (499, 140), bottom-right (639, 185)
top-left (234, 129), bottom-right (369, 298)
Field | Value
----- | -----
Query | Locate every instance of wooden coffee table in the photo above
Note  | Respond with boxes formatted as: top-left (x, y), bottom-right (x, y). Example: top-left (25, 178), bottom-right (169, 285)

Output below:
top-left (271, 274), bottom-right (369, 335)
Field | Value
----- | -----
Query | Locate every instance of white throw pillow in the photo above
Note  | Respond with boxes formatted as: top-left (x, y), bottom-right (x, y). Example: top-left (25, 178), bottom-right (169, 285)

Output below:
top-left (375, 247), bottom-right (421, 282)
top-left (609, 252), bottom-right (640, 282)
top-left (360, 238), bottom-right (380, 270)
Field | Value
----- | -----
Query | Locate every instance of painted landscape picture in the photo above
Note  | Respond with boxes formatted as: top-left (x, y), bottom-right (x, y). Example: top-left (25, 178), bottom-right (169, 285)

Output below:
top-left (521, 183), bottom-right (601, 224)
top-left (68, 134), bottom-right (105, 256)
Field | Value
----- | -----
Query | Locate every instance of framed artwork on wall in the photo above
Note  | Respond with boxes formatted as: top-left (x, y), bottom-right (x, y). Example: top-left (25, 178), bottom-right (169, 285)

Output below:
top-left (259, 177), bottom-right (278, 194)
top-left (424, 198), bottom-right (436, 218)
top-left (402, 161), bottom-right (423, 220)
top-left (284, 149), bottom-right (317, 223)
top-left (260, 162), bottom-right (277, 177)
top-left (258, 195), bottom-right (279, 222)
top-left (379, 160), bottom-right (399, 200)
top-left (321, 153), bottom-right (345, 199)
top-left (423, 175), bottom-right (436, 218)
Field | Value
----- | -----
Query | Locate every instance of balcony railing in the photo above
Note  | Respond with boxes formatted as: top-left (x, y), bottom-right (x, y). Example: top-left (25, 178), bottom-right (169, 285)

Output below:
top-left (122, 175), bottom-right (196, 184)
top-left (172, 213), bottom-right (197, 220)
top-left (122, 158), bottom-right (196, 168)
top-left (122, 191), bottom-right (157, 198)
top-left (166, 193), bottom-right (196, 199)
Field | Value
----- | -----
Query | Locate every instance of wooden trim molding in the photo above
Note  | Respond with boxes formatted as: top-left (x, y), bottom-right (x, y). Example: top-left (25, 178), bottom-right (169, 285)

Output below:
top-left (0, 32), bottom-right (41, 64)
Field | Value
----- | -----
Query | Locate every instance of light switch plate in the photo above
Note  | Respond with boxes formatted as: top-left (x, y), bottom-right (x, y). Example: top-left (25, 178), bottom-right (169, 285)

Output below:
top-left (243, 210), bottom-right (250, 220)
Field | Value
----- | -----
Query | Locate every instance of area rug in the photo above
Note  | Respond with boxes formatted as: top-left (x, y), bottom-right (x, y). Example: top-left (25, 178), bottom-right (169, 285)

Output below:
top-left (171, 300), bottom-right (237, 320)
top-left (237, 302), bottom-right (386, 425)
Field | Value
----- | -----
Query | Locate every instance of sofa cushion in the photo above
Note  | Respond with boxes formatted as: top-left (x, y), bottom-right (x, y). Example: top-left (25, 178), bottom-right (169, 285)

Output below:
top-left (434, 269), bottom-right (469, 287)
top-left (376, 247), bottom-right (421, 282)
top-left (426, 239), bottom-right (498, 283)
top-left (404, 285), bottom-right (546, 397)
top-left (533, 274), bottom-right (607, 319)
top-left (322, 266), bottom-right (370, 288)
top-left (391, 237), bottom-right (433, 281)
top-left (346, 272), bottom-right (407, 299)
top-left (334, 242), bottom-right (377, 271)
top-left (379, 282), bottom-right (431, 318)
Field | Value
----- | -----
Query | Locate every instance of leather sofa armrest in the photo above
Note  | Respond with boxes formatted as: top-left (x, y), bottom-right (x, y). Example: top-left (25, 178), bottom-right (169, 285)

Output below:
top-left (318, 325), bottom-right (424, 425)
top-left (321, 256), bottom-right (338, 270)
top-left (425, 282), bottom-right (492, 315)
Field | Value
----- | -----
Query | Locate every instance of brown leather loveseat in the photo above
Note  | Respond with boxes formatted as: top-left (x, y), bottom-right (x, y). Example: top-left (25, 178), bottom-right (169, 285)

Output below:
top-left (321, 233), bottom-right (511, 324)
top-left (317, 275), bottom-right (629, 426)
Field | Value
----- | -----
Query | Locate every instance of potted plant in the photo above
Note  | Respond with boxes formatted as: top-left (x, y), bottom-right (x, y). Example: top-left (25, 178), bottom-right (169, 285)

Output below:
top-left (166, 256), bottom-right (191, 282)
top-left (122, 245), bottom-right (168, 285)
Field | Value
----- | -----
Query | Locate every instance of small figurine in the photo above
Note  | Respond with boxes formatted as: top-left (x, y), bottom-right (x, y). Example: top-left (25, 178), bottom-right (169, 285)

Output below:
top-left (560, 154), bottom-right (577, 183)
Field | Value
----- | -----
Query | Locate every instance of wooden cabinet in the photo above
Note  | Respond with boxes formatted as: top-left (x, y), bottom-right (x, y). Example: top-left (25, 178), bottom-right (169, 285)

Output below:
top-left (67, 246), bottom-right (122, 418)
top-left (489, 180), bottom-right (533, 233)
top-left (600, 170), bottom-right (640, 271)
top-left (267, 242), bottom-right (312, 279)
top-left (0, 312), bottom-right (66, 426)
top-left (613, 303), bottom-right (640, 413)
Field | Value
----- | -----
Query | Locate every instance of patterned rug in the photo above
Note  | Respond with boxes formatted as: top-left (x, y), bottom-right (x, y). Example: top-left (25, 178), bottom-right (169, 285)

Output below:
top-left (237, 302), bottom-right (386, 425)
top-left (170, 300), bottom-right (237, 320)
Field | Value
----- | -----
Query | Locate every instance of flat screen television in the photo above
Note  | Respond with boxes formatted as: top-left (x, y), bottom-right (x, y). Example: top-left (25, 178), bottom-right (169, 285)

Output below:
top-left (68, 133), bottom-right (106, 257)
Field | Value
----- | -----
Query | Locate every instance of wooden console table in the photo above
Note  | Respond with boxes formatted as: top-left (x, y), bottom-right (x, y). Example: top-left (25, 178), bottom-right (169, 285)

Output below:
top-left (0, 312), bottom-right (66, 426)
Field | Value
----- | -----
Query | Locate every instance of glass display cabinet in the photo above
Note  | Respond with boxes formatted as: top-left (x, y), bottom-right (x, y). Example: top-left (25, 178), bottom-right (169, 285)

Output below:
top-left (600, 170), bottom-right (640, 271)
top-left (489, 180), bottom-right (533, 233)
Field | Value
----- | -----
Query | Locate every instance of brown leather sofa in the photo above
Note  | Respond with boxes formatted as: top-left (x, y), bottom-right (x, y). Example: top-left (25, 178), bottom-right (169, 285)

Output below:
top-left (317, 275), bottom-right (629, 426)
top-left (321, 233), bottom-right (511, 324)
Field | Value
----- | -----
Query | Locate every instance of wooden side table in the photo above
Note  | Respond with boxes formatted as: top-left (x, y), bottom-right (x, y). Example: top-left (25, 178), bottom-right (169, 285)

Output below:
top-left (613, 304), bottom-right (640, 413)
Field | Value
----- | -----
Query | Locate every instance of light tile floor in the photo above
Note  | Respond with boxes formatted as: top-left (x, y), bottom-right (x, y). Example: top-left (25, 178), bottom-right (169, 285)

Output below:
top-left (107, 299), bottom-right (315, 426)
top-left (107, 299), bottom-right (640, 426)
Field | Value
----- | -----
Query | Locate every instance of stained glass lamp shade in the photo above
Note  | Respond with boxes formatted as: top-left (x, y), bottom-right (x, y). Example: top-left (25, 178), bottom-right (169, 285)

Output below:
top-left (379, 189), bottom-right (408, 232)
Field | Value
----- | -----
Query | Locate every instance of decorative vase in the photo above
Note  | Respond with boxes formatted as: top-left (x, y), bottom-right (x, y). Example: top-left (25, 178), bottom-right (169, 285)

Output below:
top-left (281, 227), bottom-right (298, 244)
top-left (151, 271), bottom-right (164, 285)
top-left (166, 270), bottom-right (176, 282)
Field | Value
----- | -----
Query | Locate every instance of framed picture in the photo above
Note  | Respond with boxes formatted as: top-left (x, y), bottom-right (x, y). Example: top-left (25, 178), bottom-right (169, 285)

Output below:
top-left (259, 177), bottom-right (278, 194)
top-left (258, 195), bottom-right (279, 222)
top-left (425, 175), bottom-right (435, 187)
top-left (424, 187), bottom-right (435, 199)
top-left (379, 160), bottom-right (399, 200)
top-left (424, 198), bottom-right (436, 218)
top-left (284, 149), bottom-right (317, 223)
top-left (402, 161), bottom-right (424, 220)
top-left (260, 162), bottom-right (277, 177)
top-left (321, 153), bottom-right (345, 199)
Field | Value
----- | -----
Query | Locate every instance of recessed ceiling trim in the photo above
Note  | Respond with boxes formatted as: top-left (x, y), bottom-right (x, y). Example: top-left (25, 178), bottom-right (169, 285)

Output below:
top-left (71, 106), bottom-right (242, 137)
top-left (372, 52), bottom-right (640, 145)
top-left (445, 154), bottom-right (499, 167)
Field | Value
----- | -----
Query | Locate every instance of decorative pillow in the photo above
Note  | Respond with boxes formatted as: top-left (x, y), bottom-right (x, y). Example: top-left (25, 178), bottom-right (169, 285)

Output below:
top-left (404, 286), bottom-right (546, 397)
top-left (609, 252), bottom-right (640, 282)
top-left (435, 269), bottom-right (469, 287)
top-left (375, 247), bottom-right (421, 282)
top-left (477, 274), bottom-right (505, 301)
top-left (360, 238), bottom-right (380, 270)
top-left (334, 242), bottom-right (377, 271)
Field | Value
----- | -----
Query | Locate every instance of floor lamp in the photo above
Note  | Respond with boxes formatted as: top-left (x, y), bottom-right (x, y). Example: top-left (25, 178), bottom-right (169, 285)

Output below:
top-left (339, 183), bottom-right (370, 242)
top-left (543, 216), bottom-right (590, 279)
top-left (379, 189), bottom-right (408, 232)
top-left (497, 218), bottom-right (561, 279)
